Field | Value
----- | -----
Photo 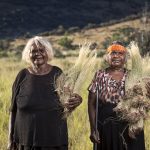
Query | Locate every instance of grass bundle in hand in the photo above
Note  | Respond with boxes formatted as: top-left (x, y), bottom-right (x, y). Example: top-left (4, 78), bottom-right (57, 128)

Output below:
top-left (114, 84), bottom-right (150, 138)
top-left (55, 43), bottom-right (97, 117)
top-left (114, 41), bottom-right (150, 138)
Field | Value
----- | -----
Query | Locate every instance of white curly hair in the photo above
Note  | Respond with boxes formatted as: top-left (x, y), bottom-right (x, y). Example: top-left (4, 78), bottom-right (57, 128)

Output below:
top-left (22, 36), bottom-right (54, 63)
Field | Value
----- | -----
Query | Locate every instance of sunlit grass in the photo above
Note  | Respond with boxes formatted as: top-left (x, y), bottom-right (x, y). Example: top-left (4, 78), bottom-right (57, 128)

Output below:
top-left (0, 56), bottom-right (150, 150)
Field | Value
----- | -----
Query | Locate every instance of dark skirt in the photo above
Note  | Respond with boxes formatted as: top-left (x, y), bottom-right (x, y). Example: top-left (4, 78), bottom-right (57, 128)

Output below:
top-left (15, 145), bottom-right (68, 150)
top-left (95, 102), bottom-right (145, 150)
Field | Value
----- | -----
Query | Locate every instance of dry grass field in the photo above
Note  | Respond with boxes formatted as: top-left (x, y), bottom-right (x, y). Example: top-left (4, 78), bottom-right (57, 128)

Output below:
top-left (0, 18), bottom-right (150, 150)
top-left (0, 56), bottom-right (150, 150)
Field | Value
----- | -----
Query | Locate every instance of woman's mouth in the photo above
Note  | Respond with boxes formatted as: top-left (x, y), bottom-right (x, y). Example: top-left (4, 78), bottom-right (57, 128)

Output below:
top-left (34, 56), bottom-right (43, 60)
top-left (112, 60), bottom-right (121, 63)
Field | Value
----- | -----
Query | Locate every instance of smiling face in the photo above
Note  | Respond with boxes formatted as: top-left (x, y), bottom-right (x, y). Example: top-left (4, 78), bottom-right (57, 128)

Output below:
top-left (108, 51), bottom-right (126, 68)
top-left (29, 43), bottom-right (48, 67)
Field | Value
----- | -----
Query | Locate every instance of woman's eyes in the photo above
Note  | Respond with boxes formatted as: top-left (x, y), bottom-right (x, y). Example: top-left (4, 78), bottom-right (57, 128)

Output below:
top-left (31, 49), bottom-right (45, 53)
top-left (111, 52), bottom-right (123, 56)
top-left (39, 49), bottom-right (45, 53)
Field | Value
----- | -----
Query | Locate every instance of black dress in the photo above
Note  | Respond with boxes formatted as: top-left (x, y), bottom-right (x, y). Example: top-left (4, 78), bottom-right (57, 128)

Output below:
top-left (97, 102), bottom-right (145, 150)
top-left (88, 69), bottom-right (145, 150)
top-left (10, 66), bottom-right (68, 150)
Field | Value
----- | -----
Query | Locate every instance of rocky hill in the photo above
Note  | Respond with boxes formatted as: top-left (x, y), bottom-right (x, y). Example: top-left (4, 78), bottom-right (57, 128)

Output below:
top-left (0, 0), bottom-right (149, 39)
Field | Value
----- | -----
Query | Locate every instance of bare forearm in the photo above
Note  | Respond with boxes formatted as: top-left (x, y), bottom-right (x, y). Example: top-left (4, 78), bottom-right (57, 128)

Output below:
top-left (88, 92), bottom-right (96, 132)
top-left (88, 103), bottom-right (96, 132)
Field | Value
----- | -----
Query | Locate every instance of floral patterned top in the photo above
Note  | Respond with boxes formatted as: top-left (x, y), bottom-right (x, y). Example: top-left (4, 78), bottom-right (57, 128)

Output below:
top-left (88, 68), bottom-right (128, 104)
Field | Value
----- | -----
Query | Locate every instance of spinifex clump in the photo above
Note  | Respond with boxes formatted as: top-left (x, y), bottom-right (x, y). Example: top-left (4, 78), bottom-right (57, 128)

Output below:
top-left (114, 84), bottom-right (150, 138)
top-left (55, 43), bottom-right (97, 117)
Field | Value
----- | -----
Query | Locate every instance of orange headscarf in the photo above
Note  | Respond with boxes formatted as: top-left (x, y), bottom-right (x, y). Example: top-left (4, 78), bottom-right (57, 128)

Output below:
top-left (107, 44), bottom-right (126, 53)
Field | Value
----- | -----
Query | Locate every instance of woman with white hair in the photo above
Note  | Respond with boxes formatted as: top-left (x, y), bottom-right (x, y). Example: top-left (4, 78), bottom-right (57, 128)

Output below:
top-left (8, 36), bottom-right (82, 150)
top-left (88, 41), bottom-right (145, 150)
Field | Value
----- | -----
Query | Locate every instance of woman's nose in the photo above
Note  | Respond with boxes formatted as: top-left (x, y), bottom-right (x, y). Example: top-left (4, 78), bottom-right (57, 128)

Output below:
top-left (113, 53), bottom-right (119, 57)
top-left (35, 50), bottom-right (40, 55)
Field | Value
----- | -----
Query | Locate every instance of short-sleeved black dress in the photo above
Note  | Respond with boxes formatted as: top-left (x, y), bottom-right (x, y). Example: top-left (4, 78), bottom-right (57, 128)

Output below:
top-left (88, 68), bottom-right (145, 150)
top-left (10, 66), bottom-right (68, 150)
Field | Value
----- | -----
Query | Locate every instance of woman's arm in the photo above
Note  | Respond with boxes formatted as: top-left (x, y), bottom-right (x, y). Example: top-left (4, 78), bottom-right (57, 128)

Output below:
top-left (7, 112), bottom-right (16, 150)
top-left (7, 69), bottom-right (26, 149)
top-left (88, 91), bottom-right (100, 143)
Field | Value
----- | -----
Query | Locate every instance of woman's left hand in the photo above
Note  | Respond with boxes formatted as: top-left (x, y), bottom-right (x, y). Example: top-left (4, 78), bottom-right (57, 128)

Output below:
top-left (66, 93), bottom-right (82, 111)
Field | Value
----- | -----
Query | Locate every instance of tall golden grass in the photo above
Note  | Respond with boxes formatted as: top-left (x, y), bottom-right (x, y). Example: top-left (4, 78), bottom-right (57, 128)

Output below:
top-left (0, 55), bottom-right (150, 150)
top-left (55, 43), bottom-right (97, 117)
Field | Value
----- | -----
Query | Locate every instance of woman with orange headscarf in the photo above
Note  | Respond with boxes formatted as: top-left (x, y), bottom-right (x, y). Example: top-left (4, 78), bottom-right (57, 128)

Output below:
top-left (88, 41), bottom-right (145, 150)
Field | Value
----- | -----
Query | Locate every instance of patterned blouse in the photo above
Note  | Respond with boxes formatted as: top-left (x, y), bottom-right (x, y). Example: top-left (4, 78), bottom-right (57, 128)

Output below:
top-left (88, 68), bottom-right (128, 104)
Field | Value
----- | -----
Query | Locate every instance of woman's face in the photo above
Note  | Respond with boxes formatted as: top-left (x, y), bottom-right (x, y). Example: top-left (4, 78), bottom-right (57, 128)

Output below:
top-left (29, 43), bottom-right (48, 66)
top-left (108, 51), bottom-right (126, 68)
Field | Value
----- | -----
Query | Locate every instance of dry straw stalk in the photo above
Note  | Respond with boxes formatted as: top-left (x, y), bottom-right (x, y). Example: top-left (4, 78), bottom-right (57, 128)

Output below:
top-left (55, 43), bottom-right (97, 117)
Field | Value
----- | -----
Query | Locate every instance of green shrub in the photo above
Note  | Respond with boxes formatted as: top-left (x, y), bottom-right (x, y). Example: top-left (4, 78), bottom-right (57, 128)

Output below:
top-left (102, 26), bottom-right (150, 56)
top-left (0, 40), bottom-right (10, 51)
top-left (0, 51), bottom-right (8, 58)
top-left (58, 36), bottom-right (74, 50)
top-left (97, 50), bottom-right (106, 57)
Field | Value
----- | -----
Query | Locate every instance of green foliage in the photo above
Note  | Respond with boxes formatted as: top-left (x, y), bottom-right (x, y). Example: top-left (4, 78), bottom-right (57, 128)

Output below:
top-left (97, 50), bottom-right (106, 57)
top-left (0, 40), bottom-right (10, 51)
top-left (58, 36), bottom-right (74, 50)
top-left (102, 26), bottom-right (135, 49)
top-left (0, 51), bottom-right (22, 60)
top-left (102, 26), bottom-right (150, 56)
top-left (0, 51), bottom-right (8, 58)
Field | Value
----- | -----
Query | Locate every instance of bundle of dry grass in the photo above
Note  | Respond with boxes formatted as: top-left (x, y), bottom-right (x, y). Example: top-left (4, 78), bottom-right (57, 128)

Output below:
top-left (55, 43), bottom-right (97, 117)
top-left (125, 41), bottom-right (143, 89)
top-left (114, 84), bottom-right (150, 138)
top-left (114, 41), bottom-right (150, 138)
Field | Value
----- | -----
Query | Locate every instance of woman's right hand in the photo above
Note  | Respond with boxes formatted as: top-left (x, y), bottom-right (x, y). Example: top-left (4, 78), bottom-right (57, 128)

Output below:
top-left (90, 130), bottom-right (100, 144)
top-left (7, 141), bottom-right (17, 150)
